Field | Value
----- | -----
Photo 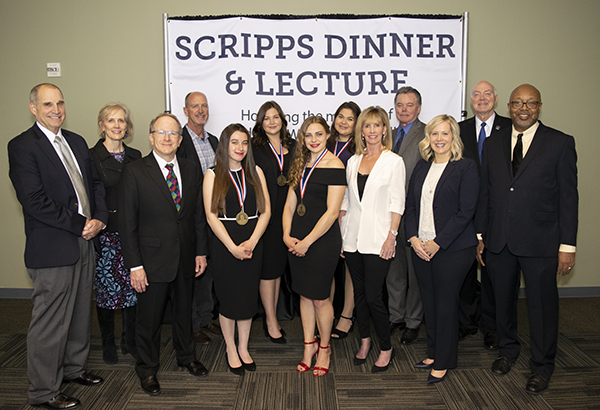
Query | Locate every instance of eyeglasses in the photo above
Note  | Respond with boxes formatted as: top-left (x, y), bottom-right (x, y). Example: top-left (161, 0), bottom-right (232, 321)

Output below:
top-left (510, 101), bottom-right (540, 109)
top-left (151, 130), bottom-right (181, 137)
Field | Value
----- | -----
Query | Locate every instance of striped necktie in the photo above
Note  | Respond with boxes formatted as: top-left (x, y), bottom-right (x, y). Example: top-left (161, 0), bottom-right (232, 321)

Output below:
top-left (165, 163), bottom-right (181, 213)
top-left (54, 135), bottom-right (91, 219)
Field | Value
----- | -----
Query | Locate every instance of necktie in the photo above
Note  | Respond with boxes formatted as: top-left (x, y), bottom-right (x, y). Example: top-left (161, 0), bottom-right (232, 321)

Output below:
top-left (165, 163), bottom-right (181, 213)
top-left (512, 133), bottom-right (523, 177)
top-left (393, 128), bottom-right (405, 154)
top-left (478, 122), bottom-right (487, 161)
top-left (54, 135), bottom-right (91, 219)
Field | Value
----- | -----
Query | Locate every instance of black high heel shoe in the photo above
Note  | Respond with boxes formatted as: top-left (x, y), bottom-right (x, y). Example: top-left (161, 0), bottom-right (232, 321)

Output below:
top-left (263, 319), bottom-right (286, 344)
top-left (331, 315), bottom-right (355, 340)
top-left (371, 348), bottom-right (395, 373)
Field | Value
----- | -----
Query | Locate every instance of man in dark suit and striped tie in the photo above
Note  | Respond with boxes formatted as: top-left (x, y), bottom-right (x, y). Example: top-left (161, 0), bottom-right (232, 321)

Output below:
top-left (118, 113), bottom-right (210, 396)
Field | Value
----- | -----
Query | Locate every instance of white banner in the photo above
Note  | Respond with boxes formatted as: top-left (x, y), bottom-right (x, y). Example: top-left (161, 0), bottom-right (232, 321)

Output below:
top-left (166, 16), bottom-right (464, 138)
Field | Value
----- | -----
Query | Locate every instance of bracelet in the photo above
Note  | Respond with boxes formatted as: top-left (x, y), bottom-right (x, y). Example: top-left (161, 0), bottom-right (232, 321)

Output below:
top-left (410, 238), bottom-right (419, 247)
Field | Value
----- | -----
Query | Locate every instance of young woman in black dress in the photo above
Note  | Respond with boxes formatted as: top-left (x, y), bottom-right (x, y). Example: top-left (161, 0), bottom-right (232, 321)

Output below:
top-left (282, 116), bottom-right (346, 377)
top-left (203, 124), bottom-right (271, 375)
top-left (251, 101), bottom-right (296, 344)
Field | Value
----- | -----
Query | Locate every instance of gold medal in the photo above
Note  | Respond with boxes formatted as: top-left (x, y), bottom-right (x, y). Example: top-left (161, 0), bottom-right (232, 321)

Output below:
top-left (277, 174), bottom-right (287, 186)
top-left (236, 211), bottom-right (249, 225)
top-left (297, 203), bottom-right (306, 216)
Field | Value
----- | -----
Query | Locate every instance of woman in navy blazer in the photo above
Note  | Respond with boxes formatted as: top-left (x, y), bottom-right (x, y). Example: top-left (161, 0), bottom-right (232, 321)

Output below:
top-left (404, 115), bottom-right (479, 383)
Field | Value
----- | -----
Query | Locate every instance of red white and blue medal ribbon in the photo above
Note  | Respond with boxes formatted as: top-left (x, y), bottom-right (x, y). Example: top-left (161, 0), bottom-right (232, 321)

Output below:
top-left (299, 148), bottom-right (328, 201)
top-left (229, 168), bottom-right (248, 225)
top-left (268, 140), bottom-right (287, 186)
top-left (333, 138), bottom-right (351, 157)
top-left (268, 140), bottom-right (284, 173)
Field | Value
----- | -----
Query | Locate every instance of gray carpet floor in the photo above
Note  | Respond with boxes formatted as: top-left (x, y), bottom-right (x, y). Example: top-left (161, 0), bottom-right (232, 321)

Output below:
top-left (1, 298), bottom-right (599, 409)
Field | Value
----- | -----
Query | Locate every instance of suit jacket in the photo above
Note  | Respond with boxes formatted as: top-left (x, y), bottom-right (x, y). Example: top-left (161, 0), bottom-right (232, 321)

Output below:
top-left (118, 153), bottom-right (209, 282)
top-left (177, 127), bottom-right (218, 173)
top-left (459, 113), bottom-right (512, 171)
top-left (392, 119), bottom-right (425, 192)
top-left (341, 150), bottom-right (406, 255)
top-left (8, 123), bottom-right (108, 269)
top-left (405, 158), bottom-right (479, 252)
top-left (475, 122), bottom-right (578, 257)
top-left (90, 140), bottom-right (141, 232)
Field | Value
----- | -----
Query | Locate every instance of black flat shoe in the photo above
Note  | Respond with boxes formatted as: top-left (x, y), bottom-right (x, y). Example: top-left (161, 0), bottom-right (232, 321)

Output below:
top-left (371, 349), bottom-right (395, 373)
top-left (228, 363), bottom-right (245, 376)
top-left (63, 371), bottom-right (103, 386)
top-left (331, 315), bottom-right (355, 340)
top-left (400, 327), bottom-right (419, 344)
top-left (526, 373), bottom-right (549, 394)
top-left (140, 375), bottom-right (161, 396)
top-left (483, 332), bottom-right (499, 350)
top-left (427, 371), bottom-right (447, 384)
top-left (33, 393), bottom-right (80, 409)
top-left (242, 361), bottom-right (256, 371)
top-left (414, 360), bottom-right (434, 369)
top-left (491, 356), bottom-right (515, 376)
top-left (182, 360), bottom-right (209, 377)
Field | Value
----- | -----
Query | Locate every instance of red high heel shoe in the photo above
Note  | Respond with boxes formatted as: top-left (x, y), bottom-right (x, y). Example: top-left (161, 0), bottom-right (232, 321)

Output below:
top-left (297, 338), bottom-right (318, 373)
top-left (313, 344), bottom-right (331, 377)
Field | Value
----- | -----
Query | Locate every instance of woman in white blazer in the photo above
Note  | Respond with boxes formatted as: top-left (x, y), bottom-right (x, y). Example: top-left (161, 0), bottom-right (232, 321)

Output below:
top-left (340, 106), bottom-right (406, 373)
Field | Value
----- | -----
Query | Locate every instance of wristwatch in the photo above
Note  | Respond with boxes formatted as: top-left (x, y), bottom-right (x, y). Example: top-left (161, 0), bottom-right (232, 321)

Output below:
top-left (389, 229), bottom-right (398, 236)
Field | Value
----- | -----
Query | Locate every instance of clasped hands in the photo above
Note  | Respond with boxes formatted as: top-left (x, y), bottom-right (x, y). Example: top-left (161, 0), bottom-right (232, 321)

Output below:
top-left (230, 241), bottom-right (255, 260)
top-left (81, 218), bottom-right (104, 241)
top-left (284, 235), bottom-right (309, 257)
top-left (411, 237), bottom-right (439, 261)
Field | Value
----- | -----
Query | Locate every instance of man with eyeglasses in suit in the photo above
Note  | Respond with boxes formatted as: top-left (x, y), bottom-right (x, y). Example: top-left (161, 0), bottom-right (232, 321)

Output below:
top-left (476, 84), bottom-right (578, 394)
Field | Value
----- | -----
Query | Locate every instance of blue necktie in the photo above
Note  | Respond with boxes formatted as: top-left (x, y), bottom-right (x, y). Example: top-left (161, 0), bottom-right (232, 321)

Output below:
top-left (477, 122), bottom-right (487, 161)
top-left (393, 128), bottom-right (405, 154)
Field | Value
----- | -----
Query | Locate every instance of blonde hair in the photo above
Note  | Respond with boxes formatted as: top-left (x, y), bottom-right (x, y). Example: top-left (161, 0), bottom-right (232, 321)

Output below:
top-left (354, 106), bottom-right (393, 154)
top-left (98, 103), bottom-right (133, 139)
top-left (419, 115), bottom-right (463, 162)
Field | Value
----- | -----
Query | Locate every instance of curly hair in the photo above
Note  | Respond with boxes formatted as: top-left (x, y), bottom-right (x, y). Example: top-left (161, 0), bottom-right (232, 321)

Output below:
top-left (287, 116), bottom-right (331, 189)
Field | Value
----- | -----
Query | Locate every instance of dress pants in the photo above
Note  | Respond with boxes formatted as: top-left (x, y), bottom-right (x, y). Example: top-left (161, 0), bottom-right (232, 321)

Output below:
top-left (386, 219), bottom-right (423, 328)
top-left (135, 263), bottom-right (196, 379)
top-left (27, 237), bottom-right (94, 404)
top-left (192, 261), bottom-right (215, 330)
top-left (345, 251), bottom-right (392, 351)
top-left (458, 258), bottom-right (498, 334)
top-left (486, 245), bottom-right (559, 378)
top-left (412, 246), bottom-right (474, 370)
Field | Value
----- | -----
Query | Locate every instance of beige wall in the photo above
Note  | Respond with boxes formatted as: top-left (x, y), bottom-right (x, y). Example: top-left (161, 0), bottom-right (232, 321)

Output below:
top-left (1, 0), bottom-right (598, 289)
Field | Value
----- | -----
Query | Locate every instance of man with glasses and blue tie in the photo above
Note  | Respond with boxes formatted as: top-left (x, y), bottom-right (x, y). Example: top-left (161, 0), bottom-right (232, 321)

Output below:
top-left (475, 84), bottom-right (578, 394)
top-left (457, 81), bottom-right (511, 350)
top-left (118, 113), bottom-right (210, 396)
top-left (387, 86), bottom-right (425, 345)
top-left (8, 83), bottom-right (108, 409)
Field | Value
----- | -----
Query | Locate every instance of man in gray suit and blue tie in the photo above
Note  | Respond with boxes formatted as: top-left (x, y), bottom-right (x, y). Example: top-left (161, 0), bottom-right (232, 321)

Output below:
top-left (387, 86), bottom-right (425, 344)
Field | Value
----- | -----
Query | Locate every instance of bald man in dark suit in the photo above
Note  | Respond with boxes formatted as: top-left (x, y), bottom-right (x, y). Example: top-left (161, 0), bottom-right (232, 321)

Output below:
top-left (457, 81), bottom-right (511, 350)
top-left (476, 84), bottom-right (578, 394)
